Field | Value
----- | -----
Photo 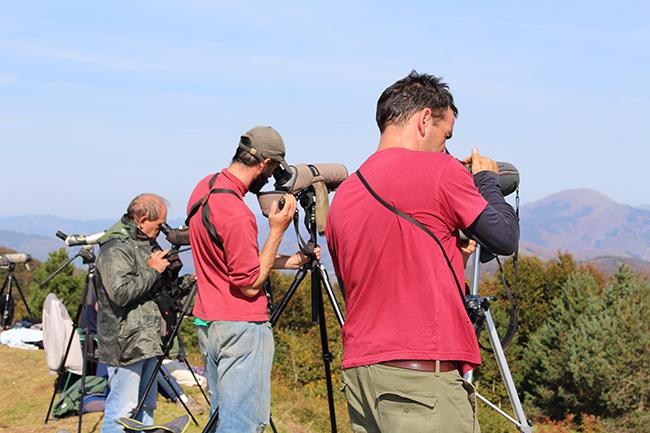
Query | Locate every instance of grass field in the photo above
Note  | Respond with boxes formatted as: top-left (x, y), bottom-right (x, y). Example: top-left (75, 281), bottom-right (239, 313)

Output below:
top-left (0, 345), bottom-right (349, 433)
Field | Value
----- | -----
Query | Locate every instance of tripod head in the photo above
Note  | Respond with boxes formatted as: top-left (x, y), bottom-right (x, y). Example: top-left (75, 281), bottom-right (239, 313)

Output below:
top-left (258, 163), bottom-right (348, 257)
top-left (40, 232), bottom-right (97, 288)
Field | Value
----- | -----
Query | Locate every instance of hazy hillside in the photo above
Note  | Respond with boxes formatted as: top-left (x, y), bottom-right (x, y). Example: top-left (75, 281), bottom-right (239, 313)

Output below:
top-left (2, 188), bottom-right (649, 275)
top-left (519, 188), bottom-right (650, 261)
top-left (0, 215), bottom-right (114, 238)
top-left (0, 214), bottom-right (328, 271)
top-left (0, 229), bottom-right (62, 261)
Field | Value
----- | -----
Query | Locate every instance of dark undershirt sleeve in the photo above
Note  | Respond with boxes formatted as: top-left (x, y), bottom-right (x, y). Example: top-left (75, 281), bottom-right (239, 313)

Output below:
top-left (464, 171), bottom-right (520, 256)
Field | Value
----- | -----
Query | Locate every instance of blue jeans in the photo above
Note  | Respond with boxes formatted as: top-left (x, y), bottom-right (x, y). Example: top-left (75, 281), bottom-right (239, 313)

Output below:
top-left (206, 321), bottom-right (274, 433)
top-left (100, 357), bottom-right (158, 433)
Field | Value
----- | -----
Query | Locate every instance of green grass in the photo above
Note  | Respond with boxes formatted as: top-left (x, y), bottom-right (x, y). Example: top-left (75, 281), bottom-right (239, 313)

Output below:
top-left (0, 345), bottom-right (348, 433)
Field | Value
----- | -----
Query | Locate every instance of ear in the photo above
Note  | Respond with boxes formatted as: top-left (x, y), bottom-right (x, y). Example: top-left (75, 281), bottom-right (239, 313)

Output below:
top-left (416, 108), bottom-right (430, 137)
top-left (137, 215), bottom-right (148, 226)
top-left (261, 158), bottom-right (273, 172)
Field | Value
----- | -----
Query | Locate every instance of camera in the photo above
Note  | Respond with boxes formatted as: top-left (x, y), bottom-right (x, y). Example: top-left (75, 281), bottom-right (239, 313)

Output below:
top-left (160, 223), bottom-right (190, 247)
top-left (155, 223), bottom-right (194, 334)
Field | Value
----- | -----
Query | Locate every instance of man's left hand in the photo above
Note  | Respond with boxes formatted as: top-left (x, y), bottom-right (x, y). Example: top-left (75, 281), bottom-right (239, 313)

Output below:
top-left (287, 247), bottom-right (321, 269)
top-left (461, 239), bottom-right (476, 267)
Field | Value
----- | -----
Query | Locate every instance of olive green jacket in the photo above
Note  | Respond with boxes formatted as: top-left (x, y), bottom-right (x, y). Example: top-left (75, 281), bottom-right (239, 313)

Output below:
top-left (95, 216), bottom-right (163, 366)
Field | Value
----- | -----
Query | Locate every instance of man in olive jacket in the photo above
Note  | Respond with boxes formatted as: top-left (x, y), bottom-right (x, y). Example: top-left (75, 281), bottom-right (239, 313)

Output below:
top-left (97, 193), bottom-right (170, 433)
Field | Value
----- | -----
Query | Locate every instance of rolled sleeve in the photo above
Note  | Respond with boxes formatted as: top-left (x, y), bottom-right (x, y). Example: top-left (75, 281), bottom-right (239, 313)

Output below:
top-left (440, 159), bottom-right (488, 230)
top-left (219, 215), bottom-right (261, 289)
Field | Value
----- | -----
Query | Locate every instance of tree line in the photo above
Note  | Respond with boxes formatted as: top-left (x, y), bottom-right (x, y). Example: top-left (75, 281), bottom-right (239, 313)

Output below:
top-left (12, 248), bottom-right (650, 433)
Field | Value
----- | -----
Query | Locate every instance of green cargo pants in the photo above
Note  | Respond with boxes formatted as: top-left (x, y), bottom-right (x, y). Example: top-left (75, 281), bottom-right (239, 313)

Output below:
top-left (342, 363), bottom-right (480, 433)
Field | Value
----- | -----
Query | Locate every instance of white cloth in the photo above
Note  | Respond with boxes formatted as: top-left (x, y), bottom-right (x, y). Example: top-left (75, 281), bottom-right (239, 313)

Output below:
top-left (42, 293), bottom-right (83, 375)
top-left (0, 328), bottom-right (43, 350)
top-left (162, 359), bottom-right (207, 387)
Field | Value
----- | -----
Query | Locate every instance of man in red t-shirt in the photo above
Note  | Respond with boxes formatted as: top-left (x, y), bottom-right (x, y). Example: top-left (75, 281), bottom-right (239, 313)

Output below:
top-left (187, 126), bottom-right (319, 433)
top-left (326, 72), bottom-right (519, 433)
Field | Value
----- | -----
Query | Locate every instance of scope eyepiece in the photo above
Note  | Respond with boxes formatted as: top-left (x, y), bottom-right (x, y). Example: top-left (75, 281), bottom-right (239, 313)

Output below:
top-left (273, 165), bottom-right (297, 192)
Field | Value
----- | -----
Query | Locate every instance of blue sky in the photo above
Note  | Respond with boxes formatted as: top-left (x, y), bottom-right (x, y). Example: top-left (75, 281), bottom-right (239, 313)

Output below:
top-left (1, 1), bottom-right (648, 219)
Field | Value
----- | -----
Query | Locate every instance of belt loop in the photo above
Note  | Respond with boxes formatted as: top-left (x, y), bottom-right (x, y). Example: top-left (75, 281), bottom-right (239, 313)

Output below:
top-left (435, 360), bottom-right (440, 376)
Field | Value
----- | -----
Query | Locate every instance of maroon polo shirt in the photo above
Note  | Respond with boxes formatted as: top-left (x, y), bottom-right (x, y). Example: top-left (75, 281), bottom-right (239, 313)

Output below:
top-left (188, 169), bottom-right (267, 322)
top-left (326, 148), bottom-right (488, 373)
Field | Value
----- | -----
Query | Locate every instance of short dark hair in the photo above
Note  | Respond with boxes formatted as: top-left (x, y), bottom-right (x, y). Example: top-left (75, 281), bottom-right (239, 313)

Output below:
top-left (376, 70), bottom-right (458, 133)
top-left (231, 147), bottom-right (259, 167)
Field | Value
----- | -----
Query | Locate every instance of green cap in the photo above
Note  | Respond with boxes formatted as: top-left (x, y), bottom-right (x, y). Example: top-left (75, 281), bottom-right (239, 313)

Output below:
top-left (238, 126), bottom-right (290, 171)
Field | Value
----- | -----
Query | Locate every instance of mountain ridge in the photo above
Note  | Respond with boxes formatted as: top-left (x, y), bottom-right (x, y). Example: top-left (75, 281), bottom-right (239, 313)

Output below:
top-left (1, 189), bottom-right (649, 274)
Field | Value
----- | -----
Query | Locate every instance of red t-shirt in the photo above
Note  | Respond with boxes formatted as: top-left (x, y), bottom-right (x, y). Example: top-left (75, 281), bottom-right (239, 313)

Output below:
top-left (326, 148), bottom-right (487, 372)
top-left (187, 169), bottom-right (267, 322)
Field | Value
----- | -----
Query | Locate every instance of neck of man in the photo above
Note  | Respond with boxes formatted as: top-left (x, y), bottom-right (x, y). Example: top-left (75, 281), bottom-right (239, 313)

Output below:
top-left (377, 118), bottom-right (425, 152)
top-left (227, 162), bottom-right (258, 189)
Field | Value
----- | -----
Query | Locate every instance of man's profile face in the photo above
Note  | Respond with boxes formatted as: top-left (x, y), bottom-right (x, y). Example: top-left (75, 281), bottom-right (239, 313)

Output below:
top-left (138, 207), bottom-right (167, 239)
top-left (424, 106), bottom-right (455, 153)
top-left (249, 159), bottom-right (280, 194)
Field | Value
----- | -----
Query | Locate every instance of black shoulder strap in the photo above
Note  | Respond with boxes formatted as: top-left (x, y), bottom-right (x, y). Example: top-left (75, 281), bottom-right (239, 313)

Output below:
top-left (355, 170), bottom-right (468, 307)
top-left (186, 173), bottom-right (240, 251)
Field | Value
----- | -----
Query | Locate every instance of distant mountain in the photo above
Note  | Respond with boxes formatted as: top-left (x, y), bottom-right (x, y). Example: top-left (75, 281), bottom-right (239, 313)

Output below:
top-left (0, 229), bottom-right (62, 261)
top-left (0, 215), bottom-right (114, 238)
top-left (0, 214), bottom-right (331, 272)
top-left (519, 189), bottom-right (650, 261)
top-left (585, 256), bottom-right (650, 277)
top-left (638, 204), bottom-right (650, 212)
top-left (2, 189), bottom-right (649, 275)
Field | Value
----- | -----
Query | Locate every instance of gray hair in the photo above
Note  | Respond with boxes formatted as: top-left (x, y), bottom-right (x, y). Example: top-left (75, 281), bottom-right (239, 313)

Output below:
top-left (126, 193), bottom-right (169, 221)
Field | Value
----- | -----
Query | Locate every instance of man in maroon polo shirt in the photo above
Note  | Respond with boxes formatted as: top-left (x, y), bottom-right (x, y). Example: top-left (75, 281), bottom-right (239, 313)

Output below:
top-left (326, 72), bottom-right (519, 433)
top-left (187, 126), bottom-right (318, 433)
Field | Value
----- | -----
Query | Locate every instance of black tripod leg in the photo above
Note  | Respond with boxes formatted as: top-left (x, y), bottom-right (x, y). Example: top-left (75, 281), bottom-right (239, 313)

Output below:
top-left (44, 381), bottom-right (59, 424)
top-left (180, 356), bottom-right (210, 405)
top-left (77, 329), bottom-right (89, 433)
top-left (12, 276), bottom-right (34, 319)
top-left (159, 366), bottom-right (199, 425)
top-left (201, 408), bottom-right (219, 433)
top-left (1, 274), bottom-right (12, 328)
top-left (312, 266), bottom-right (338, 433)
top-left (133, 284), bottom-right (198, 417)
top-left (176, 332), bottom-right (209, 405)
top-left (269, 415), bottom-right (278, 433)
top-left (270, 265), bottom-right (309, 326)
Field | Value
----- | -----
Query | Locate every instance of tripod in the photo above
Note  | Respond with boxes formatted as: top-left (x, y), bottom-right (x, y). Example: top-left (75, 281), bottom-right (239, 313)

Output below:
top-left (201, 189), bottom-right (345, 433)
top-left (464, 244), bottom-right (532, 433)
top-left (133, 282), bottom-right (208, 426)
top-left (1, 261), bottom-right (35, 328)
top-left (43, 245), bottom-right (98, 433)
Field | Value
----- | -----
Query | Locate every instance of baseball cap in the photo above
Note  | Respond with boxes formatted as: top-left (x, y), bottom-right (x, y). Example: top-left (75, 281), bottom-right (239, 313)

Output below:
top-left (238, 126), bottom-right (290, 171)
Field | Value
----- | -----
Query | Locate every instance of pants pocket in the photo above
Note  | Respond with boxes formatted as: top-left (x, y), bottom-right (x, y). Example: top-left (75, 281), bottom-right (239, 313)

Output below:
top-left (460, 378), bottom-right (480, 433)
top-left (211, 321), bottom-right (255, 358)
top-left (376, 390), bottom-right (438, 433)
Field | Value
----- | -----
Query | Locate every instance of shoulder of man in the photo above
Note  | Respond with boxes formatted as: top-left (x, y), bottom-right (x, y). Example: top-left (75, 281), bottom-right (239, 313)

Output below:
top-left (438, 152), bottom-right (473, 179)
top-left (97, 237), bottom-right (137, 268)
